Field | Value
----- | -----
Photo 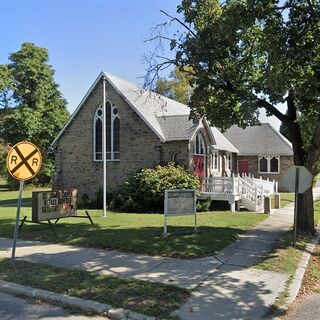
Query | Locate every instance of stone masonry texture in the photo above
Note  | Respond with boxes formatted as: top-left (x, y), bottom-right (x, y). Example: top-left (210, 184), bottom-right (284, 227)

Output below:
top-left (53, 78), bottom-right (189, 199)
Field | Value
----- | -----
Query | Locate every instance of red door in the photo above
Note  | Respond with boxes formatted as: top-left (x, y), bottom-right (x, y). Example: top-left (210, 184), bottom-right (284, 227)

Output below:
top-left (194, 156), bottom-right (205, 178)
top-left (238, 160), bottom-right (249, 175)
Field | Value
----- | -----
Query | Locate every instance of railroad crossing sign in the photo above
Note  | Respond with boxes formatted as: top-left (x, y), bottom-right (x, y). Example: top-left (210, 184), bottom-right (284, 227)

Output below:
top-left (283, 166), bottom-right (313, 194)
top-left (7, 141), bottom-right (42, 181)
top-left (6, 141), bottom-right (42, 268)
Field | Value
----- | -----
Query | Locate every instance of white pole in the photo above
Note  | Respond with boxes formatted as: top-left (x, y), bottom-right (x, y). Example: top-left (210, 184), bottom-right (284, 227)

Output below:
top-left (103, 77), bottom-right (107, 218)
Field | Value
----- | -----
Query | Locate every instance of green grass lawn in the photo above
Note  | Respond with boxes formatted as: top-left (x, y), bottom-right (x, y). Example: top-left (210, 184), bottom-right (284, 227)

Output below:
top-left (0, 258), bottom-right (190, 318)
top-left (0, 182), bottom-right (267, 259)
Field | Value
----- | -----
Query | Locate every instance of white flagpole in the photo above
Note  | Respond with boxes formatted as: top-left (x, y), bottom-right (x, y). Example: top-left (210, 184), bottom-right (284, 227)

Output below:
top-left (102, 77), bottom-right (107, 218)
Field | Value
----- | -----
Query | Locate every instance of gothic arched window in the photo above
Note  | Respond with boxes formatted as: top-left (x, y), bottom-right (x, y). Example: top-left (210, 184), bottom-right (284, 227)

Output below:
top-left (94, 101), bottom-right (120, 161)
top-left (193, 132), bottom-right (206, 155)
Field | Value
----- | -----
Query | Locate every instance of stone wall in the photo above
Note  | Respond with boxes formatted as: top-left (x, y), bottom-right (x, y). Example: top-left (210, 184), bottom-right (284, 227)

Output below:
top-left (53, 78), bottom-right (189, 199)
top-left (235, 155), bottom-right (294, 191)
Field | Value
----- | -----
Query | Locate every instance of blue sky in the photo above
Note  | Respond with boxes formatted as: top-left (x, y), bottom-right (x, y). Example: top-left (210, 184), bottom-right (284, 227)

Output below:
top-left (1, 0), bottom-right (282, 129)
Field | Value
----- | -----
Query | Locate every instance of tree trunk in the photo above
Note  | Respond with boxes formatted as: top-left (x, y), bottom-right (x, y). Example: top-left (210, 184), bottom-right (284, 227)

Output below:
top-left (297, 188), bottom-right (315, 235)
top-left (284, 121), bottom-right (315, 235)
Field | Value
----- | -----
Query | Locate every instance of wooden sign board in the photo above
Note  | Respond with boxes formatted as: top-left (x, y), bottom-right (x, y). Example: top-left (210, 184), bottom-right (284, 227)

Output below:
top-left (32, 190), bottom-right (77, 222)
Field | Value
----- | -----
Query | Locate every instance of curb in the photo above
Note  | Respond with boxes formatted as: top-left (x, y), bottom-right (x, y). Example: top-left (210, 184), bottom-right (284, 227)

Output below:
top-left (268, 231), bottom-right (320, 320)
top-left (285, 229), bottom-right (320, 306)
top-left (268, 190), bottom-right (320, 319)
top-left (0, 280), bottom-right (156, 320)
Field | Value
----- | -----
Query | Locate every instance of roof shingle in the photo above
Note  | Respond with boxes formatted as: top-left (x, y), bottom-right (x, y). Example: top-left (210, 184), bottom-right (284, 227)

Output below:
top-left (223, 123), bottom-right (293, 156)
top-left (156, 115), bottom-right (198, 141)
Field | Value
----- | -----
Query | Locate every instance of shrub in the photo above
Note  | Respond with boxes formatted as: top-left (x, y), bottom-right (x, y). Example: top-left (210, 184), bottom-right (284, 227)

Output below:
top-left (197, 197), bottom-right (212, 212)
top-left (111, 164), bottom-right (201, 212)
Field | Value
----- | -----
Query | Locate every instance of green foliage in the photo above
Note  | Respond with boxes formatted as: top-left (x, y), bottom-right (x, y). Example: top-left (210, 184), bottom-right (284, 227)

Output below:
top-left (196, 197), bottom-right (212, 212)
top-left (0, 142), bottom-right (9, 177)
top-left (111, 164), bottom-right (200, 212)
top-left (0, 64), bottom-right (13, 111)
top-left (0, 42), bottom-right (70, 186)
top-left (164, 0), bottom-right (319, 129)
top-left (154, 66), bottom-right (193, 104)
top-left (148, 0), bottom-right (320, 233)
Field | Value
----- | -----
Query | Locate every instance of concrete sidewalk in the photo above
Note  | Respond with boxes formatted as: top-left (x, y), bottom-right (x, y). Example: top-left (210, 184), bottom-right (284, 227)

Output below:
top-left (1, 187), bottom-right (320, 319)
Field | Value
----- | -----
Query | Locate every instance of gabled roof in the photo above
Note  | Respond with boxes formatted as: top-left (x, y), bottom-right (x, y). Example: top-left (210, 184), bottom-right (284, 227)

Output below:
top-left (210, 127), bottom-right (239, 153)
top-left (223, 123), bottom-right (293, 156)
top-left (52, 72), bottom-right (191, 145)
top-left (52, 71), bottom-right (233, 153)
top-left (156, 115), bottom-right (198, 141)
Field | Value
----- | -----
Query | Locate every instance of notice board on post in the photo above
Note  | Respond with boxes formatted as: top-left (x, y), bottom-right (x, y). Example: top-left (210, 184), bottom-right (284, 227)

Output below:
top-left (32, 190), bottom-right (77, 222)
top-left (163, 189), bottom-right (197, 234)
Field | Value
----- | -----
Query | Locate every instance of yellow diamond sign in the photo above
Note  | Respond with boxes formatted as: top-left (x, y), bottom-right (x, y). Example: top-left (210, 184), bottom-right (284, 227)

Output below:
top-left (7, 141), bottom-right (42, 181)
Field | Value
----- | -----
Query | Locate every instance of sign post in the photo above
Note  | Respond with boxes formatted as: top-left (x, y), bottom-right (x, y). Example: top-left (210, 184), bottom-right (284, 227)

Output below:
top-left (163, 190), bottom-right (197, 234)
top-left (6, 141), bottom-right (42, 268)
top-left (293, 167), bottom-right (300, 247)
top-left (11, 180), bottom-right (24, 268)
top-left (283, 165), bottom-right (313, 247)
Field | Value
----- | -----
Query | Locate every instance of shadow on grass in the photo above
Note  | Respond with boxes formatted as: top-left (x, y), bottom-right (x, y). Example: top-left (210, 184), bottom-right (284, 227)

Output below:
top-left (0, 224), bottom-right (289, 319)
top-left (0, 197), bottom-right (32, 207)
top-left (0, 178), bottom-right (10, 191)
top-left (0, 258), bottom-right (190, 318)
top-left (0, 219), bottom-right (244, 259)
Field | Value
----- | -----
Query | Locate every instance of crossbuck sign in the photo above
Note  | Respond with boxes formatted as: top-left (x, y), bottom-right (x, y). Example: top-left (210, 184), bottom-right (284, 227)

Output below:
top-left (7, 141), bottom-right (42, 181)
top-left (163, 189), bottom-right (197, 234)
top-left (6, 141), bottom-right (42, 268)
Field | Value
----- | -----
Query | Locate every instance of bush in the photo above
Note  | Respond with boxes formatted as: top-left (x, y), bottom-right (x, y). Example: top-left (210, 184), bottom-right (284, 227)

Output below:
top-left (110, 164), bottom-right (201, 212)
top-left (197, 197), bottom-right (212, 212)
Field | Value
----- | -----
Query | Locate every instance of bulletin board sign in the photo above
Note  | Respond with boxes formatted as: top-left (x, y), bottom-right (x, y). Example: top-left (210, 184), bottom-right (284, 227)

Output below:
top-left (165, 190), bottom-right (196, 216)
top-left (32, 189), bottom-right (77, 222)
top-left (163, 189), bottom-right (197, 234)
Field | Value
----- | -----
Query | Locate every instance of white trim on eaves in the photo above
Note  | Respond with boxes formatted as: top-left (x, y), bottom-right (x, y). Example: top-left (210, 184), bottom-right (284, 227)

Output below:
top-left (103, 72), bottom-right (165, 142)
top-left (51, 72), bottom-right (165, 147)
top-left (51, 72), bottom-right (105, 147)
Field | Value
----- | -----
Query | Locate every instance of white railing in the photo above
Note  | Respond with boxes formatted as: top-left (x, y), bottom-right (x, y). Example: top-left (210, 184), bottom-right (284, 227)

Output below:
top-left (242, 173), bottom-right (277, 195)
top-left (201, 174), bottom-right (266, 211)
top-left (201, 176), bottom-right (237, 194)
top-left (238, 176), bottom-right (264, 210)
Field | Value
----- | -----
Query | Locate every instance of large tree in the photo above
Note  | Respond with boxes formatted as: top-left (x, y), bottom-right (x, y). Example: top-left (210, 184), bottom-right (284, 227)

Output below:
top-left (147, 0), bottom-right (320, 234)
top-left (0, 42), bottom-right (69, 184)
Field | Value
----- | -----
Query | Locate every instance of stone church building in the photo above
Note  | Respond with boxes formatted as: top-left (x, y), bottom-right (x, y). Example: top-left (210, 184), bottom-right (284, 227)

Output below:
top-left (51, 72), bottom-right (293, 198)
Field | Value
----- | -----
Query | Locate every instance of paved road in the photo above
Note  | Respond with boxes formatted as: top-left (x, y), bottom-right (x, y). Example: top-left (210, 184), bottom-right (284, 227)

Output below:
top-left (0, 291), bottom-right (105, 320)
top-left (285, 294), bottom-right (320, 320)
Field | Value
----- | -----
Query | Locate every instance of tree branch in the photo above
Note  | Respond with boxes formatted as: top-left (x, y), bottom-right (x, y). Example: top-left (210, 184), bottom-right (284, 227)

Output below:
top-left (144, 35), bottom-right (174, 43)
top-left (257, 98), bottom-right (289, 123)
top-left (160, 10), bottom-right (197, 38)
